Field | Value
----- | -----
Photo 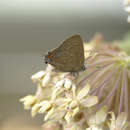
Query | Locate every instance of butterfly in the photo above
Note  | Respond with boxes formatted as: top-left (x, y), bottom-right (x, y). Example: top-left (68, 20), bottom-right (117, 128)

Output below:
top-left (44, 34), bottom-right (85, 73)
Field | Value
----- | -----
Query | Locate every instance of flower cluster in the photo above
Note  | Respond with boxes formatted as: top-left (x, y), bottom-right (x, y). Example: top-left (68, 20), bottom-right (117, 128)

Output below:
top-left (20, 64), bottom-right (98, 129)
top-left (20, 34), bottom-right (130, 130)
top-left (84, 34), bottom-right (130, 118)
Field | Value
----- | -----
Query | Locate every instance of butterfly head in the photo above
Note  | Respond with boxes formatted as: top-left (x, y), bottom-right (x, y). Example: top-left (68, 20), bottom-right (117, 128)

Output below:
top-left (44, 51), bottom-right (54, 64)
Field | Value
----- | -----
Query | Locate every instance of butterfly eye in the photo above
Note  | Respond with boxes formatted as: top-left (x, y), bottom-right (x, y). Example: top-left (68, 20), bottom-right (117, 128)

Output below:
top-left (48, 51), bottom-right (51, 54)
top-left (44, 55), bottom-right (49, 64)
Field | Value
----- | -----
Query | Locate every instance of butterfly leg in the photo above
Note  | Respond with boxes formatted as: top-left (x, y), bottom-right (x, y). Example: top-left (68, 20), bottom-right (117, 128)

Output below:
top-left (70, 72), bottom-right (79, 77)
top-left (81, 65), bottom-right (86, 71)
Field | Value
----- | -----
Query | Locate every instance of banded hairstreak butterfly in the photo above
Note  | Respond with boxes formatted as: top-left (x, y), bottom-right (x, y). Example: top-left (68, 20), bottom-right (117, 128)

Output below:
top-left (44, 34), bottom-right (86, 73)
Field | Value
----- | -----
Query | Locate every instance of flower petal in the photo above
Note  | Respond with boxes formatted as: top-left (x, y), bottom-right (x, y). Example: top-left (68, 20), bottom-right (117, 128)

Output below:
top-left (38, 101), bottom-right (52, 113)
top-left (109, 112), bottom-right (116, 130)
top-left (87, 116), bottom-right (96, 127)
top-left (31, 71), bottom-right (45, 81)
top-left (64, 111), bottom-right (72, 124)
top-left (72, 107), bottom-right (80, 117)
top-left (77, 84), bottom-right (90, 100)
top-left (122, 122), bottom-right (130, 130)
top-left (54, 80), bottom-right (64, 88)
top-left (64, 78), bottom-right (72, 89)
top-left (44, 108), bottom-right (55, 121)
top-left (116, 112), bottom-right (127, 130)
top-left (51, 87), bottom-right (64, 100)
top-left (72, 84), bottom-right (76, 97)
top-left (42, 73), bottom-right (51, 87)
top-left (69, 100), bottom-right (78, 109)
top-left (31, 103), bottom-right (40, 117)
top-left (80, 96), bottom-right (98, 107)
top-left (20, 95), bottom-right (37, 109)
top-left (95, 106), bottom-right (107, 125)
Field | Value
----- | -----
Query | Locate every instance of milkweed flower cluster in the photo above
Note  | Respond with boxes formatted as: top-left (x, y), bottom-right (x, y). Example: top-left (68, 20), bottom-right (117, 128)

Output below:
top-left (20, 34), bottom-right (130, 130)
top-left (85, 34), bottom-right (130, 118)
top-left (20, 64), bottom-right (98, 129)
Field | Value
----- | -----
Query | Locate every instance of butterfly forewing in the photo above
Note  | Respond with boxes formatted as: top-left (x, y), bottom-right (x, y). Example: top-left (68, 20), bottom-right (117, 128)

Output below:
top-left (45, 35), bottom-right (85, 72)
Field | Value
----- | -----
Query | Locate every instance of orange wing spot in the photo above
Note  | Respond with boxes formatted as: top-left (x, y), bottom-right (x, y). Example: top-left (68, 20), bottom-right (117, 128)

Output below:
top-left (48, 53), bottom-right (54, 58)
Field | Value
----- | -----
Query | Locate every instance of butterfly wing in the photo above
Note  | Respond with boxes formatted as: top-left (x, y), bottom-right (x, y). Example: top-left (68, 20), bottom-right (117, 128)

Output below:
top-left (45, 35), bottom-right (85, 72)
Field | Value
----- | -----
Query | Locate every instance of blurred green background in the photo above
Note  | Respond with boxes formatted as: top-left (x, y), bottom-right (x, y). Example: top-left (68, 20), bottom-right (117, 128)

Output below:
top-left (0, 0), bottom-right (129, 130)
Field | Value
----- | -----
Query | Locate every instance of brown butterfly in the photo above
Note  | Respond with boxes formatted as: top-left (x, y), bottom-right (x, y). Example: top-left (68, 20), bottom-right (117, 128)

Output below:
top-left (44, 34), bottom-right (85, 73)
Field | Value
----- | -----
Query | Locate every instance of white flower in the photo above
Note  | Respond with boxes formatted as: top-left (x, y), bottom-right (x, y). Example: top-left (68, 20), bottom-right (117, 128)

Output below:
top-left (44, 108), bottom-right (55, 121)
top-left (31, 71), bottom-right (45, 82)
top-left (51, 78), bottom-right (73, 100)
top-left (42, 73), bottom-right (51, 87)
top-left (31, 65), bottom-right (62, 88)
top-left (59, 84), bottom-right (98, 124)
top-left (108, 112), bottom-right (128, 130)
top-left (64, 78), bottom-right (72, 89)
top-left (20, 95), bottom-right (37, 109)
top-left (76, 84), bottom-right (98, 108)
top-left (38, 100), bottom-right (52, 113)
top-left (31, 103), bottom-right (40, 117)
top-left (86, 106), bottom-right (107, 130)
top-left (34, 100), bottom-right (56, 121)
